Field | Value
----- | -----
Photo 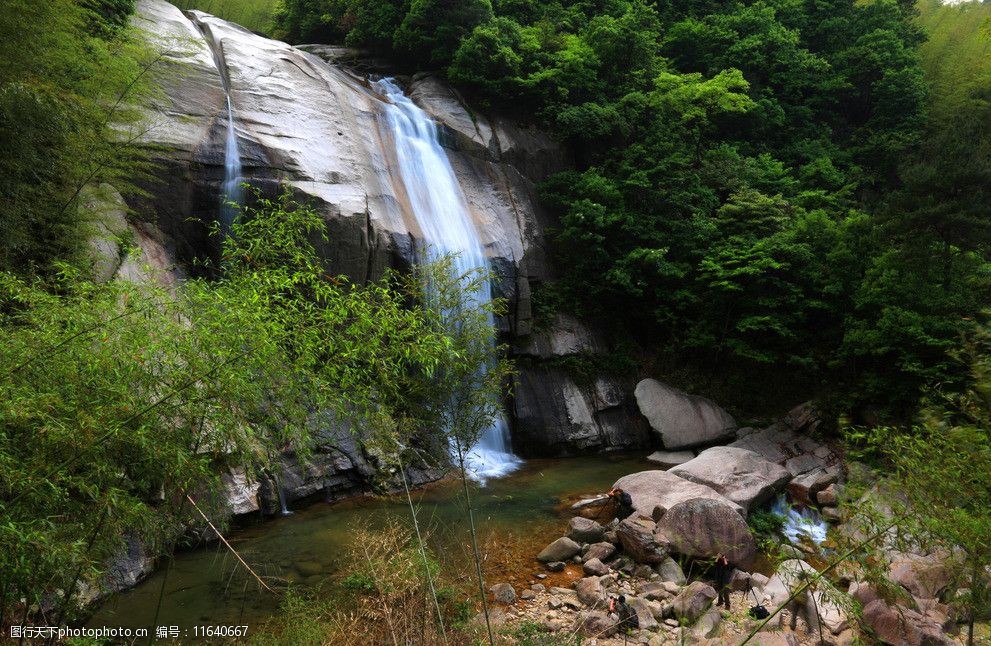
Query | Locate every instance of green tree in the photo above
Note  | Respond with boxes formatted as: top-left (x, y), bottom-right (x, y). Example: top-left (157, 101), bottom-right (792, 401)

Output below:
top-left (394, 0), bottom-right (493, 66)
top-left (852, 327), bottom-right (991, 645)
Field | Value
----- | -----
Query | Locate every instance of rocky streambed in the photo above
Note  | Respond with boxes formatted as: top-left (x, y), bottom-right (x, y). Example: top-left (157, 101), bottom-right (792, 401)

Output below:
top-left (484, 406), bottom-right (966, 645)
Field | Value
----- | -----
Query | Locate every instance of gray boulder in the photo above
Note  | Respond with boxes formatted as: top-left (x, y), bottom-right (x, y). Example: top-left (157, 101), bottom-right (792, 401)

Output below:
top-left (888, 553), bottom-right (951, 600)
top-left (538, 537), bottom-right (581, 563)
top-left (762, 559), bottom-right (849, 636)
top-left (634, 379), bottom-right (736, 449)
top-left (575, 575), bottom-right (611, 608)
top-left (646, 450), bottom-right (695, 469)
top-left (490, 582), bottom-right (516, 604)
top-left (669, 581), bottom-right (717, 623)
top-left (656, 557), bottom-right (687, 585)
top-left (584, 542), bottom-right (616, 562)
top-left (694, 607), bottom-right (722, 638)
top-left (616, 517), bottom-right (667, 564)
top-left (654, 498), bottom-right (757, 568)
top-left (567, 517), bottom-right (605, 544)
top-left (612, 470), bottom-right (743, 519)
top-left (627, 596), bottom-right (659, 631)
top-left (669, 446), bottom-right (791, 513)
top-left (572, 610), bottom-right (617, 637)
top-left (582, 558), bottom-right (610, 576)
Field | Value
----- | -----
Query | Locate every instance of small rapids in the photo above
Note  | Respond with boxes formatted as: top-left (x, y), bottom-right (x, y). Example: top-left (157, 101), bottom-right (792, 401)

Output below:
top-left (771, 494), bottom-right (829, 545)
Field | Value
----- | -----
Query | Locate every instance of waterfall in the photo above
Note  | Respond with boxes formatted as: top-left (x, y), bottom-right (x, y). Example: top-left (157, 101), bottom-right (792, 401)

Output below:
top-left (772, 494), bottom-right (828, 545)
top-left (373, 78), bottom-right (521, 483)
top-left (221, 94), bottom-right (243, 228)
top-left (276, 476), bottom-right (293, 516)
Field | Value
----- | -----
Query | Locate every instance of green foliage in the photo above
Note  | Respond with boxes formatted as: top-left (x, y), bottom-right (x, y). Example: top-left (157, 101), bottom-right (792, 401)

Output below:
top-left (749, 508), bottom-right (786, 538)
top-left (265, 0), bottom-right (989, 418)
top-left (0, 190), bottom-right (508, 627)
top-left (0, 0), bottom-right (152, 275)
top-left (170, 0), bottom-right (279, 34)
top-left (846, 324), bottom-right (991, 643)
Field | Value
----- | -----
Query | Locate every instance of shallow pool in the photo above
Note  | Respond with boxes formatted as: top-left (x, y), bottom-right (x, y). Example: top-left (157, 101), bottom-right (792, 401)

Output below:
top-left (88, 454), bottom-right (652, 630)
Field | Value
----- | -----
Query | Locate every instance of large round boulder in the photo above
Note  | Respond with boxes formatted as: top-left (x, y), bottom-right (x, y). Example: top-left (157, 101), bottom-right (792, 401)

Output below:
top-left (634, 379), bottom-right (736, 449)
top-left (669, 446), bottom-right (791, 513)
top-left (654, 498), bottom-right (757, 568)
top-left (612, 470), bottom-right (743, 519)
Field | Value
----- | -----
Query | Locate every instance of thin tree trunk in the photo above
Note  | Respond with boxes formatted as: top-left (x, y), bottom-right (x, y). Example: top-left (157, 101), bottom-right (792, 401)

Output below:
top-left (398, 454), bottom-right (448, 646)
top-left (456, 441), bottom-right (494, 646)
top-left (968, 558), bottom-right (978, 646)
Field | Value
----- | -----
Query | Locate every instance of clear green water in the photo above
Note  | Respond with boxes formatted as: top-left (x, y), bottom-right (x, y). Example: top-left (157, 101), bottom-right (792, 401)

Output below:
top-left (88, 454), bottom-right (652, 630)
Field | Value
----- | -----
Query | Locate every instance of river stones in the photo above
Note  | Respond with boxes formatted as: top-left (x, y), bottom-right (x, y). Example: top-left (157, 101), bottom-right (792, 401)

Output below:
top-left (574, 575), bottom-right (612, 608)
top-left (654, 498), bottom-right (757, 568)
top-left (567, 516), bottom-right (605, 543)
top-left (612, 470), bottom-right (744, 519)
top-left (669, 446), bottom-right (791, 513)
top-left (582, 558), bottom-right (610, 576)
top-left (584, 541), bottom-right (616, 562)
top-left (490, 582), bottom-right (516, 604)
top-left (634, 379), bottom-right (736, 449)
top-left (537, 537), bottom-right (581, 563)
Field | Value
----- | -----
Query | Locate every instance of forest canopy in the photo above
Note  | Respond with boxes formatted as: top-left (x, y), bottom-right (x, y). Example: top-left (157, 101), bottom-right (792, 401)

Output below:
top-left (272, 0), bottom-right (991, 420)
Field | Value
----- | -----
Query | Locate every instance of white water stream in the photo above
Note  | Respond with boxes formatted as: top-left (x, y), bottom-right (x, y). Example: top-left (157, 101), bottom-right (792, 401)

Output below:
top-left (221, 94), bottom-right (243, 227)
top-left (772, 494), bottom-right (829, 545)
top-left (374, 78), bottom-right (521, 482)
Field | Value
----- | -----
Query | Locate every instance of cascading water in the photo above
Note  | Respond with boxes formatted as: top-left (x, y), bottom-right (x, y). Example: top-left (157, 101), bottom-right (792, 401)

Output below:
top-left (221, 94), bottom-right (244, 228)
top-left (772, 494), bottom-right (828, 545)
top-left (373, 78), bottom-right (521, 483)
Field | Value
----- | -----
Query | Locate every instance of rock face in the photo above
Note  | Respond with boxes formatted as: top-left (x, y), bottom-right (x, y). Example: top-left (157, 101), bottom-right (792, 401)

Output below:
top-left (512, 365), bottom-right (648, 456)
top-left (255, 418), bottom-right (442, 515)
top-left (221, 467), bottom-right (260, 515)
top-left (669, 446), bottom-right (791, 514)
top-left (78, 536), bottom-right (155, 606)
top-left (612, 470), bottom-right (744, 519)
top-left (634, 379), bottom-right (736, 450)
top-left (654, 498), bottom-right (757, 568)
top-left (131, 0), bottom-right (645, 458)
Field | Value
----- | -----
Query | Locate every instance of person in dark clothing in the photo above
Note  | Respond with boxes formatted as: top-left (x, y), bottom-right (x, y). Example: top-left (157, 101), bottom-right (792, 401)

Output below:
top-left (714, 553), bottom-right (733, 609)
top-left (609, 487), bottom-right (635, 520)
top-left (609, 594), bottom-right (639, 633)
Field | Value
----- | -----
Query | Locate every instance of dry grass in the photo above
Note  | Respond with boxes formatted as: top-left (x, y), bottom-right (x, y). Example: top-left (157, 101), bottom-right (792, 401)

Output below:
top-left (250, 520), bottom-right (486, 645)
